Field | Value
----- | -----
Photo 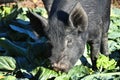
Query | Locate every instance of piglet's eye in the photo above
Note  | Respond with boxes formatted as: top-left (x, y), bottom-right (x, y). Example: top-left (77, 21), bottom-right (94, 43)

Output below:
top-left (68, 39), bottom-right (72, 43)
top-left (67, 39), bottom-right (73, 48)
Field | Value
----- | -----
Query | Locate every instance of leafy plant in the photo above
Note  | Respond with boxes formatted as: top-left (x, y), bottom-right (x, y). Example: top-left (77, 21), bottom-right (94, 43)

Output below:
top-left (0, 56), bottom-right (16, 71)
top-left (108, 8), bottom-right (120, 52)
top-left (0, 5), bottom-right (22, 26)
top-left (97, 54), bottom-right (117, 72)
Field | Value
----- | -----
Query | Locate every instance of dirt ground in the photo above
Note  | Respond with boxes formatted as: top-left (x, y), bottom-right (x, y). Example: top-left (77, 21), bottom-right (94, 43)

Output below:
top-left (0, 0), bottom-right (44, 8)
top-left (18, 0), bottom-right (44, 8)
top-left (112, 0), bottom-right (120, 8)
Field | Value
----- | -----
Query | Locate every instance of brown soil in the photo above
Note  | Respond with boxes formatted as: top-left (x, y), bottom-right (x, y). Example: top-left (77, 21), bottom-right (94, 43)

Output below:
top-left (0, 0), bottom-right (44, 9)
top-left (18, 0), bottom-right (44, 8)
top-left (112, 0), bottom-right (120, 8)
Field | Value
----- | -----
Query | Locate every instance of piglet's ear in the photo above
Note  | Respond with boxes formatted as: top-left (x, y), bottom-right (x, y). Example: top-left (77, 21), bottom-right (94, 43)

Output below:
top-left (69, 2), bottom-right (88, 32)
top-left (27, 11), bottom-right (48, 37)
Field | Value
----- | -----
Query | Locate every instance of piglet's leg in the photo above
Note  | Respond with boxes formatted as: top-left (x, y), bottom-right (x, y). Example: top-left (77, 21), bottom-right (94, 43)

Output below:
top-left (101, 33), bottom-right (109, 56)
top-left (89, 41), bottom-right (101, 70)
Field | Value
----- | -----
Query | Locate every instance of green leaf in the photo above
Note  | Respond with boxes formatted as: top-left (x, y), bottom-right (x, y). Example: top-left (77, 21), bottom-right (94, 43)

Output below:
top-left (81, 72), bottom-right (117, 80)
top-left (108, 40), bottom-right (120, 52)
top-left (3, 6), bottom-right (11, 15)
top-left (68, 65), bottom-right (93, 80)
top-left (31, 67), bottom-right (58, 80)
top-left (111, 8), bottom-right (120, 18)
top-left (108, 32), bottom-right (120, 39)
top-left (32, 7), bottom-right (48, 18)
top-left (55, 73), bottom-right (69, 80)
top-left (109, 21), bottom-right (119, 33)
top-left (17, 8), bottom-right (29, 21)
top-left (0, 56), bottom-right (16, 71)
top-left (97, 54), bottom-right (117, 71)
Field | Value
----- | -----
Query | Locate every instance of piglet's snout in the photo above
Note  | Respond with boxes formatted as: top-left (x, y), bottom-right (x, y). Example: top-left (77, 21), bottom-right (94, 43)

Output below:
top-left (51, 62), bottom-right (69, 72)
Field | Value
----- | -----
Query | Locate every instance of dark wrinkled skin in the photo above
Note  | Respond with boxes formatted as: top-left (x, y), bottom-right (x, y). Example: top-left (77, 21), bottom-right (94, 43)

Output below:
top-left (28, 0), bottom-right (111, 72)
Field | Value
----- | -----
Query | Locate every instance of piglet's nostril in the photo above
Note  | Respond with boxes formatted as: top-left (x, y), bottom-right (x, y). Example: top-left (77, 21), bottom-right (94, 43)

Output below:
top-left (51, 62), bottom-right (69, 72)
top-left (51, 63), bottom-right (59, 71)
top-left (52, 63), bottom-right (57, 68)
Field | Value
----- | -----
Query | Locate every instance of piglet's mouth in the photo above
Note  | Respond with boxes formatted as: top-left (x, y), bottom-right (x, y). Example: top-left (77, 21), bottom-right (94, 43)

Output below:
top-left (50, 55), bottom-right (72, 72)
top-left (52, 62), bottom-right (69, 72)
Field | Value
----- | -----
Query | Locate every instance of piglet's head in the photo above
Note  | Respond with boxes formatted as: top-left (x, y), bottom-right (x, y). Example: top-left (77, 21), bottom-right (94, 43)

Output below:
top-left (28, 2), bottom-right (88, 72)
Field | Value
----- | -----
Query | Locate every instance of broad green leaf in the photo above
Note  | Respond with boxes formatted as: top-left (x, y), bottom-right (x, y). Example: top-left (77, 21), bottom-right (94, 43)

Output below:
top-left (32, 7), bottom-right (48, 18)
top-left (97, 54), bottom-right (117, 71)
top-left (81, 73), bottom-right (115, 80)
top-left (3, 6), bottom-right (11, 15)
top-left (55, 73), bottom-right (69, 80)
top-left (17, 8), bottom-right (29, 21)
top-left (31, 67), bottom-right (58, 80)
top-left (108, 32), bottom-right (120, 39)
top-left (109, 21), bottom-right (119, 32)
top-left (0, 56), bottom-right (16, 71)
top-left (108, 40), bottom-right (120, 51)
top-left (68, 65), bottom-right (93, 80)
top-left (111, 8), bottom-right (120, 18)
top-left (5, 6), bottom-right (21, 21)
